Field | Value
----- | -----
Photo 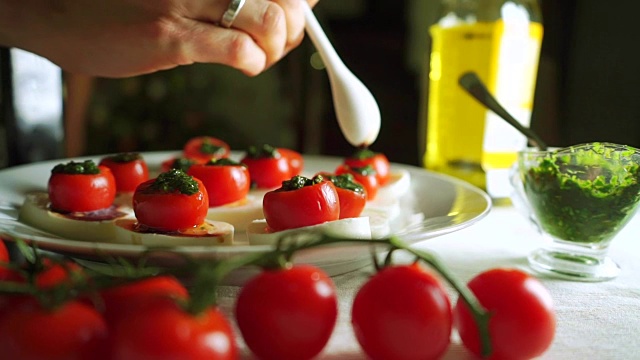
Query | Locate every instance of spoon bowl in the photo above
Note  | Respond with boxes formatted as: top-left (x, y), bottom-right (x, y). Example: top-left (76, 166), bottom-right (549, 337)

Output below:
top-left (302, 3), bottom-right (381, 147)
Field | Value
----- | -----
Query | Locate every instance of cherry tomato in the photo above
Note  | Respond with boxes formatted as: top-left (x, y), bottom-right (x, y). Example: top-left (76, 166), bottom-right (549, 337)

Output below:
top-left (317, 173), bottom-right (367, 219)
top-left (345, 149), bottom-right (391, 185)
top-left (0, 240), bottom-right (11, 281)
top-left (99, 152), bottom-right (149, 193)
top-left (454, 268), bottom-right (556, 360)
top-left (110, 297), bottom-right (237, 360)
top-left (352, 263), bottom-right (452, 360)
top-left (133, 170), bottom-right (209, 231)
top-left (161, 157), bottom-right (199, 173)
top-left (0, 298), bottom-right (108, 360)
top-left (34, 258), bottom-right (84, 289)
top-left (263, 176), bottom-right (340, 231)
top-left (278, 147), bottom-right (304, 176)
top-left (183, 136), bottom-right (230, 163)
top-left (99, 275), bottom-right (189, 325)
top-left (241, 144), bottom-right (291, 189)
top-left (48, 162), bottom-right (116, 212)
top-left (335, 164), bottom-right (379, 201)
top-left (187, 159), bottom-right (250, 207)
top-left (235, 265), bottom-right (338, 360)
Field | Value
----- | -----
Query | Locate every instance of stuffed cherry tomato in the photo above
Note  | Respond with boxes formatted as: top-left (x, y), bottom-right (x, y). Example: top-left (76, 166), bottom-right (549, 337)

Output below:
top-left (187, 158), bottom-right (250, 207)
top-left (277, 147), bottom-right (304, 177)
top-left (335, 164), bottom-right (379, 201)
top-left (241, 144), bottom-right (290, 189)
top-left (183, 136), bottom-right (230, 163)
top-left (161, 157), bottom-right (199, 173)
top-left (99, 152), bottom-right (149, 193)
top-left (263, 175), bottom-right (340, 232)
top-left (345, 148), bottom-right (391, 185)
top-left (48, 160), bottom-right (116, 213)
top-left (319, 173), bottom-right (367, 219)
top-left (133, 169), bottom-right (209, 232)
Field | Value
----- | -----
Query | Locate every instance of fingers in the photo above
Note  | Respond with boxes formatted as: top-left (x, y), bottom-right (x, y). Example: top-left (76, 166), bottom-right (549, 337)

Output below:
top-left (181, 0), bottom-right (316, 72)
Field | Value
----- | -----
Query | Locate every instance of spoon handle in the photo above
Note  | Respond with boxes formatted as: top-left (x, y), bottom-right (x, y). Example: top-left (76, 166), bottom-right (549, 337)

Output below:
top-left (458, 71), bottom-right (548, 151)
top-left (301, 3), bottom-right (345, 72)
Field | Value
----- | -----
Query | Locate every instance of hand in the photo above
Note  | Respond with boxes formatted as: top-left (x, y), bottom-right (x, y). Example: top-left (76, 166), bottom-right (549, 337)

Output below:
top-left (0, 0), bottom-right (319, 78)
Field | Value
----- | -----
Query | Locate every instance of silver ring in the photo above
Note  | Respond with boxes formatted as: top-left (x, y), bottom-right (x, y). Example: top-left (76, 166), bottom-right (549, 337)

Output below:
top-left (220, 0), bottom-right (246, 28)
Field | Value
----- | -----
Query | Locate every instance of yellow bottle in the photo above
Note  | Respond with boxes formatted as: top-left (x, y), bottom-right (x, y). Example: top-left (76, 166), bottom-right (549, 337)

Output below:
top-left (422, 0), bottom-right (543, 198)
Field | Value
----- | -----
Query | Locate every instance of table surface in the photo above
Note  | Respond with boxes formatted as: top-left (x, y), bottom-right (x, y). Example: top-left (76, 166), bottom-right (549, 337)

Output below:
top-left (216, 203), bottom-right (640, 360)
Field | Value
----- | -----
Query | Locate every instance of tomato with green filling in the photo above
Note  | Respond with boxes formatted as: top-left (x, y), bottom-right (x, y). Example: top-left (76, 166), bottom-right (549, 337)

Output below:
top-left (277, 147), bottom-right (304, 177)
top-left (317, 173), bottom-right (367, 219)
top-left (161, 157), bottom-right (199, 173)
top-left (48, 160), bottom-right (116, 212)
top-left (241, 144), bottom-right (290, 189)
top-left (99, 152), bottom-right (149, 193)
top-left (183, 136), bottom-right (230, 163)
top-left (133, 169), bottom-right (209, 231)
top-left (263, 175), bottom-right (339, 231)
top-left (187, 158), bottom-right (250, 207)
top-left (335, 164), bottom-right (379, 201)
top-left (345, 149), bottom-right (391, 185)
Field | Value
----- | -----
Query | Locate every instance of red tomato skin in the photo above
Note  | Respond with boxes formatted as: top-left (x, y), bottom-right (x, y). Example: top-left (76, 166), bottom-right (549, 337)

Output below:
top-left (187, 164), bottom-right (250, 206)
top-left (183, 136), bottom-right (231, 163)
top-left (345, 153), bottom-right (391, 185)
top-left (235, 265), bottom-right (338, 360)
top-left (335, 165), bottom-right (379, 201)
top-left (99, 157), bottom-right (149, 193)
top-left (454, 268), bottom-right (556, 360)
top-left (241, 156), bottom-right (290, 189)
top-left (99, 276), bottom-right (189, 325)
top-left (48, 166), bottom-right (116, 212)
top-left (0, 240), bottom-right (11, 281)
top-left (335, 187), bottom-right (367, 219)
top-left (133, 178), bottom-right (209, 231)
top-left (0, 299), bottom-right (108, 360)
top-left (352, 264), bottom-right (452, 360)
top-left (263, 181), bottom-right (340, 231)
top-left (110, 298), bottom-right (237, 360)
top-left (278, 148), bottom-right (304, 176)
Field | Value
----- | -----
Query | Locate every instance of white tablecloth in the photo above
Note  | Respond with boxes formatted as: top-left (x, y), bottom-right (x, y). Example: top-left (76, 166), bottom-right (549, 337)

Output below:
top-left (217, 204), bottom-right (640, 359)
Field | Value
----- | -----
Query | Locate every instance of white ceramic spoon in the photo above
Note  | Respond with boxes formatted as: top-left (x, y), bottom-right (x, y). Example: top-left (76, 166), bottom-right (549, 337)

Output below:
top-left (302, 3), bottom-right (381, 147)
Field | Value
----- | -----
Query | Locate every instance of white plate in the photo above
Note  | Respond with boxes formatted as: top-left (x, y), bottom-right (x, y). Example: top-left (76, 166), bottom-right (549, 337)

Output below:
top-left (0, 151), bottom-right (491, 283)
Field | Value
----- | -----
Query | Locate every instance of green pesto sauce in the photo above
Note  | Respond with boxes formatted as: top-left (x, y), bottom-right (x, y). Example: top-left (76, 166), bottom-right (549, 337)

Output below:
top-left (350, 148), bottom-right (376, 160)
top-left (206, 158), bottom-right (243, 167)
top-left (104, 152), bottom-right (142, 163)
top-left (199, 140), bottom-right (226, 156)
top-left (324, 173), bottom-right (365, 194)
top-left (246, 144), bottom-right (280, 159)
top-left (279, 175), bottom-right (323, 191)
top-left (149, 169), bottom-right (199, 195)
top-left (348, 164), bottom-right (377, 177)
top-left (51, 160), bottom-right (100, 175)
top-left (523, 147), bottom-right (640, 244)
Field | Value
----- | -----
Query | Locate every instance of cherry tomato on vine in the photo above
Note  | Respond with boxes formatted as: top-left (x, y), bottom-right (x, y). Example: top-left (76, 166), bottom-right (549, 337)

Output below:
top-left (133, 169), bottom-right (209, 231)
top-left (187, 159), bottom-right (250, 207)
top-left (183, 136), bottom-right (231, 163)
top-left (235, 265), bottom-right (338, 360)
top-left (278, 147), bottom-right (304, 176)
top-left (335, 164), bottom-right (379, 201)
top-left (351, 263), bottom-right (453, 360)
top-left (241, 144), bottom-right (290, 189)
top-left (454, 268), bottom-right (556, 360)
top-left (99, 152), bottom-right (149, 193)
top-left (99, 275), bottom-right (189, 325)
top-left (345, 149), bottom-right (391, 185)
top-left (0, 240), bottom-right (11, 281)
top-left (110, 297), bottom-right (237, 360)
top-left (48, 160), bottom-right (116, 212)
top-left (0, 298), bottom-right (108, 360)
top-left (263, 175), bottom-right (340, 231)
top-left (317, 172), bottom-right (367, 219)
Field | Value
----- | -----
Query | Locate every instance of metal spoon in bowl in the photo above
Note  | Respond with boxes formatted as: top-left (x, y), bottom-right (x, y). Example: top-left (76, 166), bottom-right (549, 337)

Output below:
top-left (458, 71), bottom-right (548, 151)
top-left (302, 3), bottom-right (381, 147)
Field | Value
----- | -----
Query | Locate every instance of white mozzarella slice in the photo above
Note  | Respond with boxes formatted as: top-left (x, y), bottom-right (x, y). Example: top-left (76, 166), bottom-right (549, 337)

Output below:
top-left (364, 194), bottom-right (401, 221)
top-left (113, 219), bottom-right (234, 246)
top-left (377, 169), bottom-right (411, 201)
top-left (18, 192), bottom-right (131, 242)
top-left (246, 217), bottom-right (372, 246)
top-left (205, 194), bottom-right (264, 231)
top-left (366, 211), bottom-right (392, 239)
